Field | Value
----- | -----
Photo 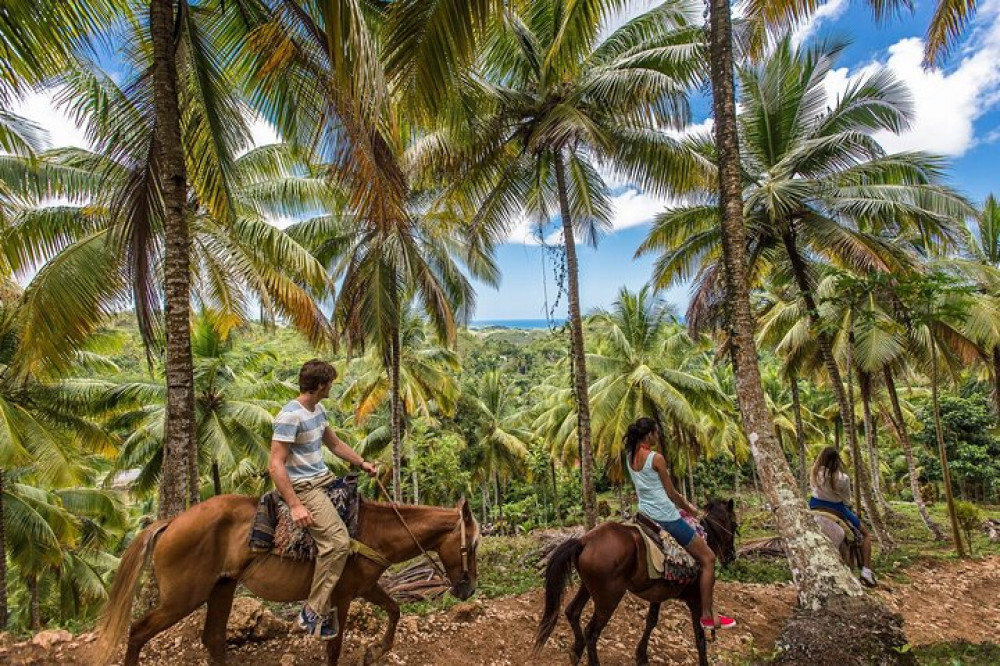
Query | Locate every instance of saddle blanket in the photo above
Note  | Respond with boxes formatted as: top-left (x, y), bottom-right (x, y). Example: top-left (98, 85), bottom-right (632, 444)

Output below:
top-left (626, 512), bottom-right (706, 583)
top-left (810, 507), bottom-right (861, 543)
top-left (248, 475), bottom-right (361, 560)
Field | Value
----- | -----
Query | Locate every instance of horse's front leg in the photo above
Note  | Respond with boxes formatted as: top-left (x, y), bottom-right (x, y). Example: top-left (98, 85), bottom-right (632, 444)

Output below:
top-left (360, 584), bottom-right (399, 665)
top-left (634, 602), bottom-right (660, 666)
top-left (324, 599), bottom-right (352, 666)
top-left (683, 590), bottom-right (708, 666)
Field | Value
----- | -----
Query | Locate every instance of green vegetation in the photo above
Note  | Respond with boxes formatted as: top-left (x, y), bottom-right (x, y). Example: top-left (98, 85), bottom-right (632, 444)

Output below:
top-left (0, 5), bottom-right (998, 665)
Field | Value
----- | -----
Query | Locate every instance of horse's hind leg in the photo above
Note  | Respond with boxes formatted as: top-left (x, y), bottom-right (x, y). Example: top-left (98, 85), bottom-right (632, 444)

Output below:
top-left (124, 592), bottom-right (209, 666)
top-left (202, 578), bottom-right (238, 665)
top-left (360, 585), bottom-right (399, 665)
top-left (565, 585), bottom-right (591, 666)
top-left (635, 602), bottom-right (660, 666)
top-left (584, 587), bottom-right (625, 666)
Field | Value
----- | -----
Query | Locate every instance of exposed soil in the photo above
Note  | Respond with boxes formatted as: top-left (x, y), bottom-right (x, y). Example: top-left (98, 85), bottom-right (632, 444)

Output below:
top-left (3, 556), bottom-right (998, 666)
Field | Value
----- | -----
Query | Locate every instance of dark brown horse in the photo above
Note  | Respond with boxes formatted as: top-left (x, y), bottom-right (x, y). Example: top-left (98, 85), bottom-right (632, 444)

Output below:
top-left (534, 499), bottom-right (737, 666)
top-left (95, 494), bottom-right (479, 665)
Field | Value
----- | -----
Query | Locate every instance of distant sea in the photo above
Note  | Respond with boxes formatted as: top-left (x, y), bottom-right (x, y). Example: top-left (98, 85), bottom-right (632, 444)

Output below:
top-left (468, 318), bottom-right (565, 330)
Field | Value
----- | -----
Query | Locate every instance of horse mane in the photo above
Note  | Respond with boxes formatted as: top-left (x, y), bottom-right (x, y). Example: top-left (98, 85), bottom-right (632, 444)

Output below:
top-left (357, 497), bottom-right (468, 542)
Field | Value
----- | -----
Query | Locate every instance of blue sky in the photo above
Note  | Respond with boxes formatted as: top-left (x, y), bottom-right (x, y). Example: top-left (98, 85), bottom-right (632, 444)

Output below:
top-left (15, 1), bottom-right (1000, 321)
top-left (472, 0), bottom-right (1000, 320)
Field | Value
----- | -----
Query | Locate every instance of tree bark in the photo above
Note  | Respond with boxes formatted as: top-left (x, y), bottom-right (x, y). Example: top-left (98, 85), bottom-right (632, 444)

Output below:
top-left (390, 326), bottom-right (403, 502)
top-left (992, 347), bottom-right (1000, 418)
top-left (708, 0), bottom-right (864, 609)
top-left (846, 337), bottom-right (893, 551)
top-left (790, 375), bottom-right (808, 490)
top-left (151, 0), bottom-right (195, 518)
top-left (211, 459), bottom-right (222, 496)
top-left (0, 469), bottom-right (6, 629)
top-left (782, 232), bottom-right (859, 463)
top-left (550, 459), bottom-right (561, 522)
top-left (859, 370), bottom-right (892, 515)
top-left (553, 151), bottom-right (596, 529)
top-left (29, 574), bottom-right (40, 630)
top-left (931, 341), bottom-right (965, 557)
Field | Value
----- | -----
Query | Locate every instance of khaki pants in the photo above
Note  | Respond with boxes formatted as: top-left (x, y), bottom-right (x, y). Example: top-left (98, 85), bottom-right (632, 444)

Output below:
top-left (292, 472), bottom-right (351, 615)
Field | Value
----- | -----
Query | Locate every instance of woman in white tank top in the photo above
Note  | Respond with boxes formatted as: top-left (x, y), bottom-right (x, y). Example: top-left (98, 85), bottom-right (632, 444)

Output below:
top-left (625, 418), bottom-right (735, 630)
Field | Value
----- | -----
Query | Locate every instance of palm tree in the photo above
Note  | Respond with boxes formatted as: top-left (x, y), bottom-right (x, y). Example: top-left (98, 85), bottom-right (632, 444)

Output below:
top-left (425, 1), bottom-right (706, 527)
top-left (747, 0), bottom-right (986, 66)
top-left (0, 301), bottom-right (118, 628)
top-left (339, 308), bottom-right (465, 501)
top-left (102, 312), bottom-right (288, 499)
top-left (588, 287), bottom-right (728, 484)
top-left (892, 270), bottom-right (1000, 556)
top-left (464, 370), bottom-right (531, 522)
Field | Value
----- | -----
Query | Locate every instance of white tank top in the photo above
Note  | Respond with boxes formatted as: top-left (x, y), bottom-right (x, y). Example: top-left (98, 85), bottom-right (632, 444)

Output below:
top-left (627, 451), bottom-right (680, 523)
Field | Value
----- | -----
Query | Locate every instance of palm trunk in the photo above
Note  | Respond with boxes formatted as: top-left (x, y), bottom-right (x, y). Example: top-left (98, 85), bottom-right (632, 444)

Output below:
top-left (411, 464), bottom-right (420, 505)
top-left (553, 151), bottom-right (596, 529)
top-left (480, 480), bottom-right (489, 524)
top-left (492, 468), bottom-right (502, 523)
top-left (0, 469), bottom-right (6, 629)
top-left (847, 336), bottom-right (893, 551)
top-left (884, 366), bottom-right (943, 538)
top-left (151, 0), bottom-right (195, 518)
top-left (551, 459), bottom-right (561, 522)
top-left (390, 326), bottom-right (403, 502)
top-left (790, 375), bottom-right (808, 490)
top-left (708, 0), bottom-right (864, 607)
top-left (29, 574), bottom-right (40, 630)
top-left (782, 233), bottom-right (859, 463)
top-left (212, 460), bottom-right (222, 496)
top-left (859, 371), bottom-right (892, 516)
top-left (931, 341), bottom-right (965, 557)
top-left (992, 347), bottom-right (1000, 418)
top-left (687, 449), bottom-right (696, 506)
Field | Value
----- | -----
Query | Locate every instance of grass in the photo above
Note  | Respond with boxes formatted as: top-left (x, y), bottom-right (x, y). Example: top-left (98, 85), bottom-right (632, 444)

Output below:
top-left (912, 641), bottom-right (1000, 665)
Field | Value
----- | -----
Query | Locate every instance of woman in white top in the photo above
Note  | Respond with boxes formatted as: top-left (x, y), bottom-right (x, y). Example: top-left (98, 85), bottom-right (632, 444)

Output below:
top-left (809, 446), bottom-right (876, 586)
top-left (625, 418), bottom-right (735, 630)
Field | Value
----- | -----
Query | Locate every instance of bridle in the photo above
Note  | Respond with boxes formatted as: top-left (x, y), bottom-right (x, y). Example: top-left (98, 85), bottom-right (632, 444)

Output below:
top-left (375, 478), bottom-right (474, 586)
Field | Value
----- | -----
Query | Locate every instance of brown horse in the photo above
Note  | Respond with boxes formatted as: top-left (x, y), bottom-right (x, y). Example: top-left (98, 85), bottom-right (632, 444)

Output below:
top-left (534, 499), bottom-right (737, 666)
top-left (95, 494), bottom-right (479, 666)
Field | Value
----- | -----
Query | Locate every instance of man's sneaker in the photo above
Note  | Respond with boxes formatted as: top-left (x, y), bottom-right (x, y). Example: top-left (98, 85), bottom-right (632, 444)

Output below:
top-left (860, 568), bottom-right (878, 588)
top-left (700, 614), bottom-right (736, 630)
top-left (298, 604), bottom-right (339, 640)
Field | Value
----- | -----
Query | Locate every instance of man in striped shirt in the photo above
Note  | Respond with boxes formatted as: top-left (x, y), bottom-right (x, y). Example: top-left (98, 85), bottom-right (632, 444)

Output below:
top-left (269, 359), bottom-right (378, 640)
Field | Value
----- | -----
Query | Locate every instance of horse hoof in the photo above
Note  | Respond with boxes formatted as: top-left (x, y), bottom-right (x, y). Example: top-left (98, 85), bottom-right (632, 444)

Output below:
top-left (363, 646), bottom-right (383, 666)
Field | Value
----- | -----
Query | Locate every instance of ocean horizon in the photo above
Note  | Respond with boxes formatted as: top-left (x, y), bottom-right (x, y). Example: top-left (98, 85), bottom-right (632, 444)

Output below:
top-left (468, 318), bottom-right (566, 330)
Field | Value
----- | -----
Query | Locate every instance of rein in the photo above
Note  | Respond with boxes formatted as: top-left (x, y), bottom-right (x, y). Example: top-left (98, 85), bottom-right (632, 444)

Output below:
top-left (374, 478), bottom-right (470, 586)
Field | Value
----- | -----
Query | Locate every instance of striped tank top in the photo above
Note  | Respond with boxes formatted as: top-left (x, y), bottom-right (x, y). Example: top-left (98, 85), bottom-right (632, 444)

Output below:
top-left (627, 451), bottom-right (680, 523)
top-left (272, 399), bottom-right (329, 481)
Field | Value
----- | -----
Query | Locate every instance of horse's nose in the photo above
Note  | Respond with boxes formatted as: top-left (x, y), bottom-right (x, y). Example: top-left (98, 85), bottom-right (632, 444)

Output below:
top-left (453, 581), bottom-right (476, 600)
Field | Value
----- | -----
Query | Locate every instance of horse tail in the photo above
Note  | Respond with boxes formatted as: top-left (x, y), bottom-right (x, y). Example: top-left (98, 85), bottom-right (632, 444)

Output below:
top-left (94, 519), bottom-right (170, 662)
top-left (533, 536), bottom-right (583, 653)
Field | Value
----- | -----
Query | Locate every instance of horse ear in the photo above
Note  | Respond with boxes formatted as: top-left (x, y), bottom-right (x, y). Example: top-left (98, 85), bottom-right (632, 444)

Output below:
top-left (457, 497), bottom-right (471, 520)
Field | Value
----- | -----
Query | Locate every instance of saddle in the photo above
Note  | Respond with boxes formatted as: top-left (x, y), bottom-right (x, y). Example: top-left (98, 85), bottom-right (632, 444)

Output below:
top-left (625, 512), bottom-right (704, 583)
top-left (248, 475), bottom-right (363, 560)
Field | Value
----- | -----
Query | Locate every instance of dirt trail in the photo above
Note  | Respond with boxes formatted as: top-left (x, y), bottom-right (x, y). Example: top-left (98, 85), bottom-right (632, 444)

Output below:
top-left (4, 557), bottom-right (998, 665)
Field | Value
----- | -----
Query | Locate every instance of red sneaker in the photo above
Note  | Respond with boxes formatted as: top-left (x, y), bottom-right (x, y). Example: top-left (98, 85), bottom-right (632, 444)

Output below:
top-left (700, 614), bottom-right (736, 630)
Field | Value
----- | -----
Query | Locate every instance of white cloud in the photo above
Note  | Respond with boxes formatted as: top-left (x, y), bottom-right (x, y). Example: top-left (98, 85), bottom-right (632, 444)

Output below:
top-left (821, 1), bottom-right (1000, 157)
top-left (504, 186), bottom-right (676, 246)
top-left (792, 0), bottom-right (849, 46)
top-left (10, 88), bottom-right (90, 150)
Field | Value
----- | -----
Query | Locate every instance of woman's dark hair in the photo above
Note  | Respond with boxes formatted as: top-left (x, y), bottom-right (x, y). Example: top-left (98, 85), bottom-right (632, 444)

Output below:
top-left (811, 446), bottom-right (843, 489)
top-left (624, 417), bottom-right (659, 465)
